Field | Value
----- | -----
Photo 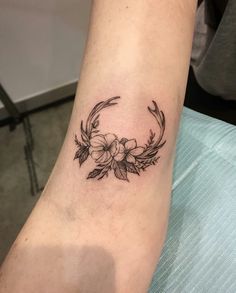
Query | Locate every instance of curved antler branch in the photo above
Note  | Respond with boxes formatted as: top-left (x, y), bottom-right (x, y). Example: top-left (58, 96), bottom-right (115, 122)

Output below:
top-left (148, 100), bottom-right (166, 147)
top-left (136, 100), bottom-right (166, 165)
top-left (84, 96), bottom-right (120, 138)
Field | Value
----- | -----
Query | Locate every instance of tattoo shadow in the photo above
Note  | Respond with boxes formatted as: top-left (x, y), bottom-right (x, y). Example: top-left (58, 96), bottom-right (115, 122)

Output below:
top-left (75, 246), bottom-right (116, 293)
top-left (1, 245), bottom-right (116, 293)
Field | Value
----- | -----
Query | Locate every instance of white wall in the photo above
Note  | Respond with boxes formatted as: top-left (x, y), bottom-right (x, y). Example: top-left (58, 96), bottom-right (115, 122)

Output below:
top-left (0, 0), bottom-right (91, 118)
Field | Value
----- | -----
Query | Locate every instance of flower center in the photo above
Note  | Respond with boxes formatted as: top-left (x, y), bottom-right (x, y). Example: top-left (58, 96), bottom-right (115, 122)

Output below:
top-left (103, 144), bottom-right (110, 152)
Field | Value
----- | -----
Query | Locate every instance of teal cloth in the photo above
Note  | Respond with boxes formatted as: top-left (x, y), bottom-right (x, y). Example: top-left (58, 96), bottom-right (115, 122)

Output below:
top-left (149, 107), bottom-right (236, 293)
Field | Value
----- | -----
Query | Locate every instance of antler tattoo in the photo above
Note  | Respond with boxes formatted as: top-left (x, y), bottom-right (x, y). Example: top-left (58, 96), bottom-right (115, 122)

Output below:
top-left (74, 96), bottom-right (166, 181)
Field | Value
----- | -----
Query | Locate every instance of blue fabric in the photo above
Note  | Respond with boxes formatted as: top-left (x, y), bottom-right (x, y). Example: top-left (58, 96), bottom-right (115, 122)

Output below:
top-left (149, 107), bottom-right (236, 293)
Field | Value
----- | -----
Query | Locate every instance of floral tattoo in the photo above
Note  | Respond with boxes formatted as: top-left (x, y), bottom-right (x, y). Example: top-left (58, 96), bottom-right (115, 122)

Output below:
top-left (74, 96), bottom-right (166, 181)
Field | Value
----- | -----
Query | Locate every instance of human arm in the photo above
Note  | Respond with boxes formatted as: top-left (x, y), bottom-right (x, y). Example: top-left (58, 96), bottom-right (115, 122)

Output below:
top-left (0, 1), bottom-right (197, 292)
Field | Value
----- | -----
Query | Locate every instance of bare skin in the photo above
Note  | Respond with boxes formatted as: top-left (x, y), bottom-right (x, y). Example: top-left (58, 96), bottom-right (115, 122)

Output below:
top-left (0, 1), bottom-right (197, 292)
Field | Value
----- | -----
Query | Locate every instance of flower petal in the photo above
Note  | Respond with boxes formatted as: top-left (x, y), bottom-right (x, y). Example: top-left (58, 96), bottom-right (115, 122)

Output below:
top-left (112, 141), bottom-right (125, 156)
top-left (104, 133), bottom-right (117, 146)
top-left (110, 140), bottom-right (119, 156)
top-left (96, 151), bottom-right (111, 163)
top-left (126, 154), bottom-right (135, 163)
top-left (90, 135), bottom-right (106, 147)
top-left (129, 147), bottom-right (144, 156)
top-left (114, 152), bottom-right (125, 161)
top-left (118, 143), bottom-right (125, 154)
top-left (125, 139), bottom-right (137, 150)
top-left (89, 145), bottom-right (103, 154)
top-left (91, 150), bottom-right (104, 160)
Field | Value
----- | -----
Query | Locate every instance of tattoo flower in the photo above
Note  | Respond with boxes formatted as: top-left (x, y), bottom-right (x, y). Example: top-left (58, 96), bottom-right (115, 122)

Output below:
top-left (74, 96), bottom-right (166, 181)
top-left (114, 139), bottom-right (144, 163)
top-left (89, 134), bottom-right (122, 163)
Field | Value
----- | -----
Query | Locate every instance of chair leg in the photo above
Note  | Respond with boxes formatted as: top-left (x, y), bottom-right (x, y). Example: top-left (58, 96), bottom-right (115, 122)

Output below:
top-left (0, 83), bottom-right (22, 130)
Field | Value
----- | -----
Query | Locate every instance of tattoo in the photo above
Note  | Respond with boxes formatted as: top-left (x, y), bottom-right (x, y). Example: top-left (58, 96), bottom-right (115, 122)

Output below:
top-left (74, 96), bottom-right (166, 181)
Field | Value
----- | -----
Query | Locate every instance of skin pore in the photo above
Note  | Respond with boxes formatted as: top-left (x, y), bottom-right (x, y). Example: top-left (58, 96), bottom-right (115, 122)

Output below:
top-left (0, 1), bottom-right (197, 292)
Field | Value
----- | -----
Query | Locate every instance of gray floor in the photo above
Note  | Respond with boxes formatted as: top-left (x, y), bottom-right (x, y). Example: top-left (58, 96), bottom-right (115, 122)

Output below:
top-left (0, 100), bottom-right (73, 264)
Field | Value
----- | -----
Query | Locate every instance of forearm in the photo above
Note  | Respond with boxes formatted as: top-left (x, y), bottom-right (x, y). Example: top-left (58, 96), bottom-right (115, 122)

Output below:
top-left (0, 1), bottom-right (197, 292)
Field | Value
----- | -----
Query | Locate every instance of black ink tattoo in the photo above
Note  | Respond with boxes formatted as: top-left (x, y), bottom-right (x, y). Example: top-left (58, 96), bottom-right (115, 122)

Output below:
top-left (74, 96), bottom-right (166, 181)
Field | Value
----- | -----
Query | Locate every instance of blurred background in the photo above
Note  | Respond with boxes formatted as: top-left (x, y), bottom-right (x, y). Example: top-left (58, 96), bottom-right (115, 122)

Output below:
top-left (0, 0), bottom-right (91, 263)
top-left (0, 0), bottom-right (236, 264)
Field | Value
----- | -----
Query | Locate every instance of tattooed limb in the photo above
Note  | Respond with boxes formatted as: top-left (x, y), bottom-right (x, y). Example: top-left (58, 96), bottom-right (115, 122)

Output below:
top-left (0, 1), bottom-right (197, 293)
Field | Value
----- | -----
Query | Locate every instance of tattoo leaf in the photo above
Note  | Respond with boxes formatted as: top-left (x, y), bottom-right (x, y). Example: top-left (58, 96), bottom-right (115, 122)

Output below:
top-left (113, 161), bottom-right (129, 181)
top-left (125, 162), bottom-right (140, 175)
top-left (87, 168), bottom-right (103, 179)
top-left (74, 144), bottom-right (89, 166)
